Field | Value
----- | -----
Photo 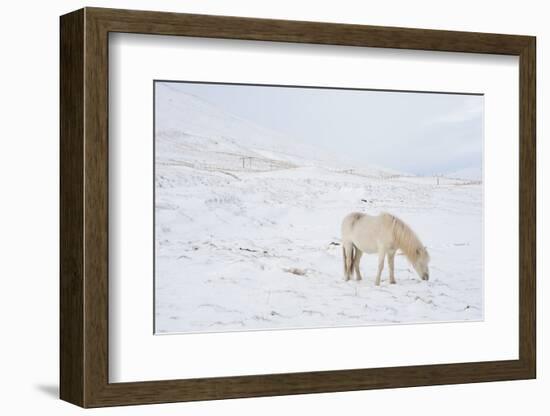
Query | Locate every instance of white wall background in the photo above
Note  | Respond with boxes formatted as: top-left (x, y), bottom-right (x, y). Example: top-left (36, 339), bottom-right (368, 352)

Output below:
top-left (0, 0), bottom-right (544, 414)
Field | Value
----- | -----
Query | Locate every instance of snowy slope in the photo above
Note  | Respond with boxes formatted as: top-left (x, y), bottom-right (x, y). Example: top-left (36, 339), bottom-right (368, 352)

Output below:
top-left (156, 83), bottom-right (326, 168)
top-left (154, 84), bottom-right (483, 334)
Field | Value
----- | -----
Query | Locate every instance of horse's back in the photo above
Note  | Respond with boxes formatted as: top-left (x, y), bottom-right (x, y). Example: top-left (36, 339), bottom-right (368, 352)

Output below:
top-left (341, 212), bottom-right (393, 253)
top-left (342, 212), bottom-right (375, 239)
top-left (341, 212), bottom-right (364, 234)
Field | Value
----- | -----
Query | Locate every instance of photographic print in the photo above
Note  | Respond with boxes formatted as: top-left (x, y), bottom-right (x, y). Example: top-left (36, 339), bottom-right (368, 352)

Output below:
top-left (154, 81), bottom-right (483, 334)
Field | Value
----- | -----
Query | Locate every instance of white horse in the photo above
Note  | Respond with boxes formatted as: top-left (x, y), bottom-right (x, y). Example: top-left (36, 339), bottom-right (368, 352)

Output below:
top-left (341, 212), bottom-right (430, 284)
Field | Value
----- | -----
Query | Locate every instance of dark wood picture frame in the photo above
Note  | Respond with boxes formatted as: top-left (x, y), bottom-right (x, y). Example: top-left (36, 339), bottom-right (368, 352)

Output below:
top-left (60, 7), bottom-right (536, 408)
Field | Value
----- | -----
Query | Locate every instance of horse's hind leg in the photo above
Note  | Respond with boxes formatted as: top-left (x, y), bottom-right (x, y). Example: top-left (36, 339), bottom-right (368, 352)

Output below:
top-left (353, 248), bottom-right (363, 281)
top-left (375, 249), bottom-right (386, 286)
top-left (342, 241), bottom-right (354, 281)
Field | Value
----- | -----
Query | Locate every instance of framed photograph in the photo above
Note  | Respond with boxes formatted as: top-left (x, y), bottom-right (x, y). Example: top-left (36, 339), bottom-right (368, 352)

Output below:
top-left (60, 7), bottom-right (536, 408)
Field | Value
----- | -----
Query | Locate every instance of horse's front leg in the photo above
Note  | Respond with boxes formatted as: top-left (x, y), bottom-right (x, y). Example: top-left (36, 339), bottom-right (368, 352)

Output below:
top-left (353, 249), bottom-right (363, 281)
top-left (375, 249), bottom-right (385, 286)
top-left (387, 249), bottom-right (396, 284)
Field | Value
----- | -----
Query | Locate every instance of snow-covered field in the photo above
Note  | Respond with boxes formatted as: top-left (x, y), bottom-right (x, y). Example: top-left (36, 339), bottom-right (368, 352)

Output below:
top-left (154, 83), bottom-right (483, 334)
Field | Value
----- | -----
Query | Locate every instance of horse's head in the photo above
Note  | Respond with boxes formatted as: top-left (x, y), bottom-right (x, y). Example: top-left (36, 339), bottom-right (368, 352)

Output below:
top-left (413, 246), bottom-right (430, 281)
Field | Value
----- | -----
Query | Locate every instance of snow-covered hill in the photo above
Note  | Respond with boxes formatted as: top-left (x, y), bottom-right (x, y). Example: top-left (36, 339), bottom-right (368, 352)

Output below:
top-left (154, 83), bottom-right (483, 334)
top-left (155, 82), bottom-right (401, 177)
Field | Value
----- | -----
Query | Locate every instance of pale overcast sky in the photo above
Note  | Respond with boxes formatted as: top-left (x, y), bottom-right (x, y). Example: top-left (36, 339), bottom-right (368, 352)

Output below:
top-left (162, 81), bottom-right (483, 176)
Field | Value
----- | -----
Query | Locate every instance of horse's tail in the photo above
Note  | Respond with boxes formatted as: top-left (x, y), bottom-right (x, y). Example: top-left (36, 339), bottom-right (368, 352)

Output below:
top-left (342, 242), bottom-right (356, 278)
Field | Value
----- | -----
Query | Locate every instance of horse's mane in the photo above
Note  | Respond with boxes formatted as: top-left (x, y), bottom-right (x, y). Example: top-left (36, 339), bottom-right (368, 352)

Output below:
top-left (383, 213), bottom-right (428, 264)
